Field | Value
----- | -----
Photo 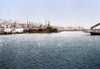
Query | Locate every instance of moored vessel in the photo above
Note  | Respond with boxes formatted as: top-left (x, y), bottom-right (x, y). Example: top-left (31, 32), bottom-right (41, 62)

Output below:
top-left (90, 23), bottom-right (100, 35)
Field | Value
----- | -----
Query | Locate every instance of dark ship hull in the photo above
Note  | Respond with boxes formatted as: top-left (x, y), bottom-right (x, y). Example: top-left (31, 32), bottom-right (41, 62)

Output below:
top-left (90, 23), bottom-right (100, 35)
top-left (0, 32), bottom-right (12, 35)
top-left (90, 32), bottom-right (100, 35)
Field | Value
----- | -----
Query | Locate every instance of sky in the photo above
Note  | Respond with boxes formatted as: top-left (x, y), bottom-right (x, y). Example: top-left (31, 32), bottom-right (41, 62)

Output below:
top-left (0, 0), bottom-right (100, 28)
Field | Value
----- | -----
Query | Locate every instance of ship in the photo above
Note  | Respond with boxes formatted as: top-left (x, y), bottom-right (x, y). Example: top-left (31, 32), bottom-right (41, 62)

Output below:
top-left (90, 23), bottom-right (100, 35)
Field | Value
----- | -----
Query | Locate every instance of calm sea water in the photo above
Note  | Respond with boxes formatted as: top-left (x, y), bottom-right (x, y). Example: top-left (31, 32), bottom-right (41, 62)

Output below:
top-left (0, 31), bottom-right (100, 69)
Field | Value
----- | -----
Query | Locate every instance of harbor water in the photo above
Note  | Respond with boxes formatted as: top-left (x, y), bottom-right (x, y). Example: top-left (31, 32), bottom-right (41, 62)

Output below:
top-left (0, 31), bottom-right (100, 69)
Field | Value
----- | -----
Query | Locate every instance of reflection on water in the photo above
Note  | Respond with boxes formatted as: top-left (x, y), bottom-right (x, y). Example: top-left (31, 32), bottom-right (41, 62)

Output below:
top-left (0, 31), bottom-right (100, 69)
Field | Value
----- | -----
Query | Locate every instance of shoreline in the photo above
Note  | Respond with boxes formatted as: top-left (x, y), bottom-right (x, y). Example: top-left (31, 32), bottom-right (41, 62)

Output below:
top-left (0, 30), bottom-right (87, 35)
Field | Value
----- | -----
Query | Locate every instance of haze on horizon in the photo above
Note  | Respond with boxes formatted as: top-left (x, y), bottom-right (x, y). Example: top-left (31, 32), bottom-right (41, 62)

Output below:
top-left (0, 0), bottom-right (100, 28)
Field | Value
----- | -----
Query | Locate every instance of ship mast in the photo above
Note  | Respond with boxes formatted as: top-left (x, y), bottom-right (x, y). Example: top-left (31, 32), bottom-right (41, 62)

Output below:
top-left (27, 18), bottom-right (29, 29)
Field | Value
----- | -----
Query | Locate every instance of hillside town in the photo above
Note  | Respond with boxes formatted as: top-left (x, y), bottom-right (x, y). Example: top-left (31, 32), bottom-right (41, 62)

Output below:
top-left (0, 19), bottom-right (84, 34)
